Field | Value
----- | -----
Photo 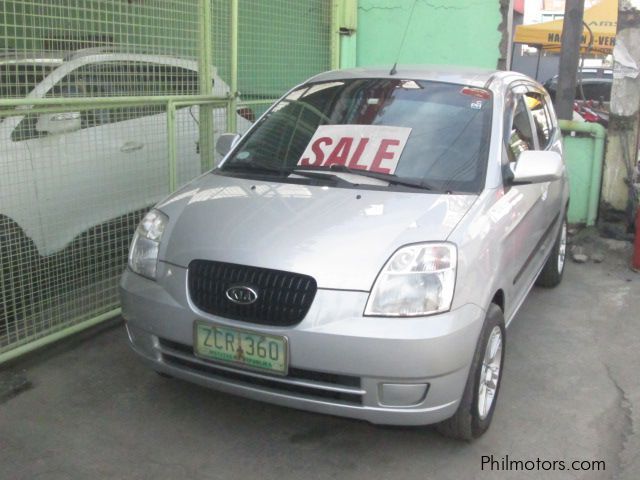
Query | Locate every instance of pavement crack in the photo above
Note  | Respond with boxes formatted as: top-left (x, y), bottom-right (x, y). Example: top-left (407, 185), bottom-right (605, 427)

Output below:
top-left (603, 363), bottom-right (633, 479)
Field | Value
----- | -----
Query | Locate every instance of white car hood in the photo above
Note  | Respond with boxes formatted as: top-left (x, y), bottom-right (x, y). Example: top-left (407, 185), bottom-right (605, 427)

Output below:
top-left (157, 173), bottom-right (477, 291)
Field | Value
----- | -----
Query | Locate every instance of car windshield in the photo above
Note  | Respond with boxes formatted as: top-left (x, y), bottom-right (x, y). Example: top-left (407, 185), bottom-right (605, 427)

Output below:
top-left (221, 78), bottom-right (493, 193)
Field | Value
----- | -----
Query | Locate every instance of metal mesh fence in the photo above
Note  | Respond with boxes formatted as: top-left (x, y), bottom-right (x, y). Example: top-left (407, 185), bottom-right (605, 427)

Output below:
top-left (1, 0), bottom-right (201, 56)
top-left (0, 0), bottom-right (333, 359)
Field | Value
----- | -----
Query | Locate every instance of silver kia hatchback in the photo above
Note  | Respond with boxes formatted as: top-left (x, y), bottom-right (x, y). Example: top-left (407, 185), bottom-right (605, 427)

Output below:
top-left (120, 66), bottom-right (568, 440)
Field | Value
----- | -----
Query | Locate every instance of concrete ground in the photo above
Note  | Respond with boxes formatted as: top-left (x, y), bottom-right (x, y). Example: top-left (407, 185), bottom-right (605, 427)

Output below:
top-left (1, 241), bottom-right (638, 480)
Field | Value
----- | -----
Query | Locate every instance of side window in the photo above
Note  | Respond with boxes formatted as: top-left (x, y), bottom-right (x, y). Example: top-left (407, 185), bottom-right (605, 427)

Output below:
top-left (11, 62), bottom-right (199, 141)
top-left (147, 64), bottom-right (199, 96)
top-left (506, 96), bottom-right (535, 162)
top-left (74, 62), bottom-right (199, 123)
top-left (525, 92), bottom-right (553, 149)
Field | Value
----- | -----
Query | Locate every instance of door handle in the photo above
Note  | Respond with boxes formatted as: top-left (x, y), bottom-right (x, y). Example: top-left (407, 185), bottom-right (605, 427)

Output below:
top-left (120, 141), bottom-right (144, 153)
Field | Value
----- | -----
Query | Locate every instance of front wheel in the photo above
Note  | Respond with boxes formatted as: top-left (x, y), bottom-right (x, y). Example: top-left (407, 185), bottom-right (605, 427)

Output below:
top-left (536, 217), bottom-right (567, 288)
top-left (436, 304), bottom-right (505, 440)
top-left (0, 219), bottom-right (41, 343)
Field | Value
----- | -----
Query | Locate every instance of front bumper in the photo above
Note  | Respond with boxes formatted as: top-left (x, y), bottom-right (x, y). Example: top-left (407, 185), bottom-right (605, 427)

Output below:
top-left (120, 262), bottom-right (486, 426)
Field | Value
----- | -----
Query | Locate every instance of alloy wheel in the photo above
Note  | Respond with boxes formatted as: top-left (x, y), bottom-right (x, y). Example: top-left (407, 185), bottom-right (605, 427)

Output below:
top-left (557, 221), bottom-right (567, 274)
top-left (478, 326), bottom-right (503, 420)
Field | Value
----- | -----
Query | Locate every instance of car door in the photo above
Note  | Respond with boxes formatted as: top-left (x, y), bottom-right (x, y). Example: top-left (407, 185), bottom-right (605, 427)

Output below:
top-left (13, 64), bottom-right (148, 253)
top-left (501, 84), bottom-right (553, 315)
top-left (17, 61), bottom-right (176, 254)
top-left (525, 87), bottom-right (564, 234)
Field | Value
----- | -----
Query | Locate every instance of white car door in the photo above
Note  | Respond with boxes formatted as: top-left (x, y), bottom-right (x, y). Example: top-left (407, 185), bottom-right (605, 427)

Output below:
top-left (9, 57), bottom-right (249, 256)
top-left (21, 61), bottom-right (181, 254)
top-left (15, 65), bottom-right (156, 254)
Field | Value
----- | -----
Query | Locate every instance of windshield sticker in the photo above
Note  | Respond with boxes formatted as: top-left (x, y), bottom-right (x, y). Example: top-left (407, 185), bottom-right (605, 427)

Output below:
top-left (298, 125), bottom-right (412, 175)
top-left (399, 80), bottom-right (421, 89)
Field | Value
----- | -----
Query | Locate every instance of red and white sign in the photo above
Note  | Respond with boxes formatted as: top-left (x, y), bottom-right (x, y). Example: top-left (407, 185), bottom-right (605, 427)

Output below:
top-left (297, 125), bottom-right (412, 175)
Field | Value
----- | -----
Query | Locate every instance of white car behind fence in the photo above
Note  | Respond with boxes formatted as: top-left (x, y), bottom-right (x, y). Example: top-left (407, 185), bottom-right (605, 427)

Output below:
top-left (0, 50), bottom-right (251, 343)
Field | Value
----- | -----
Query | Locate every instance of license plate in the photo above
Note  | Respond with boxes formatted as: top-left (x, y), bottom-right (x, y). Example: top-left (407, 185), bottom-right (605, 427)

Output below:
top-left (194, 322), bottom-right (288, 375)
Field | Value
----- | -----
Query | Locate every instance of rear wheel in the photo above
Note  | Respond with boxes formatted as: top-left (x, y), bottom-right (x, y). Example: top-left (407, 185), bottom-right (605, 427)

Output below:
top-left (536, 217), bottom-right (567, 288)
top-left (436, 304), bottom-right (505, 440)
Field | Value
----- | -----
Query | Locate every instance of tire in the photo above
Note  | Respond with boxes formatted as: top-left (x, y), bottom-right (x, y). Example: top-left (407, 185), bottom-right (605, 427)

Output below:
top-left (0, 219), bottom-right (41, 343)
top-left (436, 304), bottom-right (506, 440)
top-left (536, 216), bottom-right (567, 288)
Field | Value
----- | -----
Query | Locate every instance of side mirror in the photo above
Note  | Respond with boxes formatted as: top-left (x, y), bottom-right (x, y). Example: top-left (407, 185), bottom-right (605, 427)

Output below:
top-left (511, 150), bottom-right (563, 184)
top-left (216, 133), bottom-right (240, 156)
top-left (36, 112), bottom-right (81, 135)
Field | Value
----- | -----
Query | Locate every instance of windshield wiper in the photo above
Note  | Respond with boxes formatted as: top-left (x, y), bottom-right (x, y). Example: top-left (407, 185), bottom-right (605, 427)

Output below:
top-left (288, 169), bottom-right (354, 186)
top-left (221, 162), bottom-right (352, 186)
top-left (292, 164), bottom-right (434, 191)
top-left (220, 162), bottom-right (287, 176)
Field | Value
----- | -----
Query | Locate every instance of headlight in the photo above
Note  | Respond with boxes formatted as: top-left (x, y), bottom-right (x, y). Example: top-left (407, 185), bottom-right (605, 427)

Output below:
top-left (128, 209), bottom-right (168, 280)
top-left (364, 243), bottom-right (457, 317)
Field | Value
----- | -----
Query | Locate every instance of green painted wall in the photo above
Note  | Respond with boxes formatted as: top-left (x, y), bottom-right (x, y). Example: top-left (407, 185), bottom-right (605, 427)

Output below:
top-left (356, 0), bottom-right (503, 68)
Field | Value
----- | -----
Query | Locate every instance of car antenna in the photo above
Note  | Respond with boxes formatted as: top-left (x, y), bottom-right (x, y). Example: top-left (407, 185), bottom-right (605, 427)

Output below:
top-left (390, 0), bottom-right (418, 76)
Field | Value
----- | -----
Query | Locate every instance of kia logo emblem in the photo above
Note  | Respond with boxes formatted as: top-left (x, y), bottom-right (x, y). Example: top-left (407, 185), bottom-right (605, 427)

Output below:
top-left (225, 285), bottom-right (258, 305)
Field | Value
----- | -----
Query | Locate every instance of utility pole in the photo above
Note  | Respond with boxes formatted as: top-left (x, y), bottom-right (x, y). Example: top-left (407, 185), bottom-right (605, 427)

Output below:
top-left (602, 1), bottom-right (640, 224)
top-left (555, 0), bottom-right (585, 120)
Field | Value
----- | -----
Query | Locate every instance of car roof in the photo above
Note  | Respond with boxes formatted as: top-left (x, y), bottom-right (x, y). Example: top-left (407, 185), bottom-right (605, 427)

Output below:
top-left (307, 65), bottom-right (530, 89)
top-left (0, 48), bottom-right (198, 67)
top-left (0, 51), bottom-right (66, 66)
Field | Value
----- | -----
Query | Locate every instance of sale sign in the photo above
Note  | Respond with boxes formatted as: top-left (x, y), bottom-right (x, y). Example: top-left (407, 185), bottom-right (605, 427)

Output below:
top-left (297, 125), bottom-right (412, 175)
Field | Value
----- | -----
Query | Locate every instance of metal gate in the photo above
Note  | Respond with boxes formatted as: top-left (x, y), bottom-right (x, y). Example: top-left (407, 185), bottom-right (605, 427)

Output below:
top-left (0, 0), bottom-right (336, 362)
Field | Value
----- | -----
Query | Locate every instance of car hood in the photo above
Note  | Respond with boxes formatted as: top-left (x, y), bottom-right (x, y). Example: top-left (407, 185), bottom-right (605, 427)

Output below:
top-left (157, 173), bottom-right (477, 291)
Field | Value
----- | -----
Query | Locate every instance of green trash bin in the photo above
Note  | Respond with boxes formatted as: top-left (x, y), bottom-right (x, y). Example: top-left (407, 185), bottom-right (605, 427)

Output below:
top-left (559, 120), bottom-right (606, 226)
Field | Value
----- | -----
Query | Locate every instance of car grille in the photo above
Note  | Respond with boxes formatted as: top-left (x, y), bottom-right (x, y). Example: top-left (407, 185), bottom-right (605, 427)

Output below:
top-left (157, 338), bottom-right (363, 405)
top-left (188, 260), bottom-right (317, 326)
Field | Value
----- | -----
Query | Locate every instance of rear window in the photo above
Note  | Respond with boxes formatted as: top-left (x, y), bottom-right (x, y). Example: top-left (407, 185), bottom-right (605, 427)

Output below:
top-left (222, 78), bottom-right (493, 193)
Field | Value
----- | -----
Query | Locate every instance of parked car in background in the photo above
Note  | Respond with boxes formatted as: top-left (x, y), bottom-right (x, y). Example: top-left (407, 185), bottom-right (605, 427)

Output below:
top-left (0, 49), bottom-right (251, 336)
top-left (121, 66), bottom-right (569, 440)
top-left (543, 67), bottom-right (612, 127)
top-left (0, 50), bottom-right (251, 258)
top-left (543, 67), bottom-right (613, 103)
